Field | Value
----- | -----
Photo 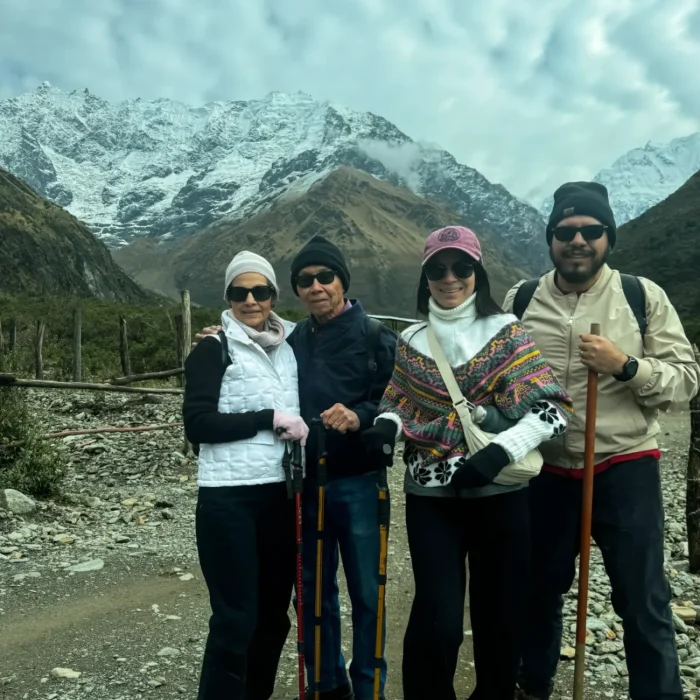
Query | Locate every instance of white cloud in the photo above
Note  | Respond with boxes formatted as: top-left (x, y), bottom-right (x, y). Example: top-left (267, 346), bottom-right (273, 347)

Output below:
top-left (1, 0), bottom-right (699, 205)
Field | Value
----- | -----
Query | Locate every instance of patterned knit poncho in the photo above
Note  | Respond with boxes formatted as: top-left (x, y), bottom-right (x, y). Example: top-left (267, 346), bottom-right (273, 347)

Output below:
top-left (378, 308), bottom-right (574, 489)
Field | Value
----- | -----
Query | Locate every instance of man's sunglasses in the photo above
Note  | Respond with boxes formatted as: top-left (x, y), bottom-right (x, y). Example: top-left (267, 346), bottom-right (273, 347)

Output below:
top-left (226, 285), bottom-right (274, 303)
top-left (423, 260), bottom-right (475, 282)
top-left (552, 224), bottom-right (608, 243)
top-left (295, 270), bottom-right (337, 288)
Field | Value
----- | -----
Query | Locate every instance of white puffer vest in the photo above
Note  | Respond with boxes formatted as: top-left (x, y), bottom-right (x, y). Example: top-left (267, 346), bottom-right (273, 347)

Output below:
top-left (197, 312), bottom-right (301, 487)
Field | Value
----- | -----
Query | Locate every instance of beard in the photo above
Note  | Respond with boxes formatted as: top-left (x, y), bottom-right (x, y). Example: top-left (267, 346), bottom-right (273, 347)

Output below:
top-left (549, 244), bottom-right (610, 285)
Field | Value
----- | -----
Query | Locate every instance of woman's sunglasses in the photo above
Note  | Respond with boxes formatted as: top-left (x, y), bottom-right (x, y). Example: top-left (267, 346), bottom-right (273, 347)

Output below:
top-left (423, 260), bottom-right (475, 282)
top-left (551, 224), bottom-right (608, 243)
top-left (295, 270), bottom-right (337, 288)
top-left (226, 285), bottom-right (274, 303)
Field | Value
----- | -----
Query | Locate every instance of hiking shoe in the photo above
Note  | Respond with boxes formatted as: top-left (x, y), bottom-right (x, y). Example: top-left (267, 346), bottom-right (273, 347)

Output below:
top-left (292, 682), bottom-right (354, 700)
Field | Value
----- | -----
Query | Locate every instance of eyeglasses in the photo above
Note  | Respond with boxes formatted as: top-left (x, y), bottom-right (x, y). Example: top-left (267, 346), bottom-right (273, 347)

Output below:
top-left (423, 260), bottom-right (475, 282)
top-left (551, 225), bottom-right (608, 243)
top-left (227, 285), bottom-right (274, 303)
top-left (295, 270), bottom-right (337, 288)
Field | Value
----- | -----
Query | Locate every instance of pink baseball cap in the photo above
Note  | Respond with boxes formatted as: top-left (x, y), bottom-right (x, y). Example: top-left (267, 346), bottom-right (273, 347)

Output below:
top-left (422, 226), bottom-right (482, 265)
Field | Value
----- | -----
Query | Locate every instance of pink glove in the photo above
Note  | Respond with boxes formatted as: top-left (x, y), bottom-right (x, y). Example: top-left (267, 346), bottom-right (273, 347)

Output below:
top-left (273, 411), bottom-right (309, 446)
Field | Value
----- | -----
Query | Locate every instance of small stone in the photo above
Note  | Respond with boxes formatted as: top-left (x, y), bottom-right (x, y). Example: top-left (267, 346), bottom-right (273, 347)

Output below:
top-left (50, 668), bottom-right (81, 679)
top-left (157, 647), bottom-right (180, 657)
top-left (560, 646), bottom-right (575, 659)
top-left (676, 614), bottom-right (691, 634)
top-left (161, 509), bottom-right (174, 520)
top-left (148, 677), bottom-right (166, 687)
top-left (68, 559), bottom-right (104, 572)
top-left (52, 535), bottom-right (75, 545)
top-left (0, 489), bottom-right (36, 515)
top-left (675, 607), bottom-right (697, 624)
top-left (178, 573), bottom-right (194, 581)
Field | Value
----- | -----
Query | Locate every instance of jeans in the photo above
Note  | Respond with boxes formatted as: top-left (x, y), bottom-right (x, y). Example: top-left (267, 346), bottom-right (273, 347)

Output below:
top-left (519, 457), bottom-right (683, 700)
top-left (300, 471), bottom-right (387, 700)
top-left (195, 483), bottom-right (295, 700)
top-left (402, 489), bottom-right (530, 700)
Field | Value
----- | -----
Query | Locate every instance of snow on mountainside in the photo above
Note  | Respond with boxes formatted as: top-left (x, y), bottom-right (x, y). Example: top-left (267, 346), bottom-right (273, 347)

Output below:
top-left (0, 83), bottom-right (548, 273)
top-left (540, 133), bottom-right (700, 225)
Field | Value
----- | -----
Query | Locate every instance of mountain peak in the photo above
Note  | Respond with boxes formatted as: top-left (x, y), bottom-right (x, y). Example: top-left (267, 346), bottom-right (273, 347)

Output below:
top-left (0, 85), bottom-right (548, 272)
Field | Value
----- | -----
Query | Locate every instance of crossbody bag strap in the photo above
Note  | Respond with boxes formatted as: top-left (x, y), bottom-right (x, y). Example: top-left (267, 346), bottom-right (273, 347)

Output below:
top-left (425, 325), bottom-right (474, 427)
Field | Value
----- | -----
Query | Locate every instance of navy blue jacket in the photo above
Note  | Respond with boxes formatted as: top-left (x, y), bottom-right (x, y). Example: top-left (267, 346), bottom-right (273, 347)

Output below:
top-left (287, 300), bottom-right (397, 481)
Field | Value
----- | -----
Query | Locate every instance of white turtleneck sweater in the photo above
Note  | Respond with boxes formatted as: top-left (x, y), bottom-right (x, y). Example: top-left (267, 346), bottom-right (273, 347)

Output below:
top-left (379, 294), bottom-right (568, 498)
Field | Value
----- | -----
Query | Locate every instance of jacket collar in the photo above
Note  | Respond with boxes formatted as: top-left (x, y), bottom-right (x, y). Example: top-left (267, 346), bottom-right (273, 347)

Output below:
top-left (310, 298), bottom-right (366, 331)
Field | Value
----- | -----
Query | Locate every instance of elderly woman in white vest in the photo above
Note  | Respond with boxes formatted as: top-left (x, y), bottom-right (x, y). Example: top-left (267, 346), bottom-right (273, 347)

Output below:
top-left (183, 250), bottom-right (309, 700)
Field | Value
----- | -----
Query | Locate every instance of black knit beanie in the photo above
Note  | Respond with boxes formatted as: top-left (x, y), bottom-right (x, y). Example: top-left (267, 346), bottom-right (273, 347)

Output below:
top-left (547, 181), bottom-right (617, 248)
top-left (290, 235), bottom-right (351, 295)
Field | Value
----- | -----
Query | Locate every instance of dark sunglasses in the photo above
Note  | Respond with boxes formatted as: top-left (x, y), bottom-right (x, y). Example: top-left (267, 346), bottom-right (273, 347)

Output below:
top-left (423, 260), bottom-right (475, 282)
top-left (295, 270), bottom-right (337, 288)
top-left (227, 285), bottom-right (274, 303)
top-left (552, 224), bottom-right (608, 243)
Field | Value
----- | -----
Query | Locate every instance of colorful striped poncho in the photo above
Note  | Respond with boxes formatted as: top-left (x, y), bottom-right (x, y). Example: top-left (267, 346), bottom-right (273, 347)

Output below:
top-left (378, 318), bottom-right (574, 482)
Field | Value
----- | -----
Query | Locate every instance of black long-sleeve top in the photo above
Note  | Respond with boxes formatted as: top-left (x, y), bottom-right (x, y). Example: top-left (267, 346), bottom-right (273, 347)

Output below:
top-left (182, 336), bottom-right (274, 444)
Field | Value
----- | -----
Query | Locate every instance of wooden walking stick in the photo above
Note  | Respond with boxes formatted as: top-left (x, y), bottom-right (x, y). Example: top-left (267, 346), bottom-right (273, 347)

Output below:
top-left (573, 322), bottom-right (601, 700)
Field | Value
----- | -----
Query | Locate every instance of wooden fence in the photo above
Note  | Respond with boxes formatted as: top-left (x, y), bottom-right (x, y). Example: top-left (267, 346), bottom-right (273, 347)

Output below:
top-left (0, 293), bottom-right (417, 450)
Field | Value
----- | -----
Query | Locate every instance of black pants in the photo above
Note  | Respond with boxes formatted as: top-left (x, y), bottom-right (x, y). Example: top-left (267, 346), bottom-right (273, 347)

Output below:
top-left (519, 457), bottom-right (683, 700)
top-left (402, 489), bottom-right (530, 700)
top-left (195, 483), bottom-right (295, 700)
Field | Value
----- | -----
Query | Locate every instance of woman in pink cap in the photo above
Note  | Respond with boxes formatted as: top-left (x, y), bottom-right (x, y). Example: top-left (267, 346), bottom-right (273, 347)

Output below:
top-left (362, 226), bottom-right (573, 700)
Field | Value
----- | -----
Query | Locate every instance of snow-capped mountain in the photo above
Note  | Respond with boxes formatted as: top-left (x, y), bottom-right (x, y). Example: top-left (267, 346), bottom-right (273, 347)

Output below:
top-left (0, 83), bottom-right (548, 273)
top-left (541, 133), bottom-right (700, 225)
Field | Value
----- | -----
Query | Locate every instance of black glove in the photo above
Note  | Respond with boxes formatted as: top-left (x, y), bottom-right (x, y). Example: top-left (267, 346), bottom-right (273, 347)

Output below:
top-left (450, 443), bottom-right (511, 491)
top-left (361, 418), bottom-right (397, 461)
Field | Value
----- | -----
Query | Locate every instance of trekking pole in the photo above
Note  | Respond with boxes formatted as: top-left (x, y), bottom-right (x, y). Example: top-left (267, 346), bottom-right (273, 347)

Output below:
top-left (310, 417), bottom-right (327, 700)
top-left (291, 440), bottom-right (306, 700)
top-left (373, 442), bottom-right (393, 700)
top-left (573, 323), bottom-right (601, 700)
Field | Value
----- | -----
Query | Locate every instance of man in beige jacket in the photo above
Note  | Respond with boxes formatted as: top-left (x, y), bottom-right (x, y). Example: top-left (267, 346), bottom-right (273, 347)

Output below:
top-left (503, 181), bottom-right (700, 700)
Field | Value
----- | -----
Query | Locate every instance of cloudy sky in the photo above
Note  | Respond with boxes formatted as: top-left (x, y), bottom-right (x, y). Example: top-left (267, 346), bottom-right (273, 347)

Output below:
top-left (1, 0), bottom-right (699, 204)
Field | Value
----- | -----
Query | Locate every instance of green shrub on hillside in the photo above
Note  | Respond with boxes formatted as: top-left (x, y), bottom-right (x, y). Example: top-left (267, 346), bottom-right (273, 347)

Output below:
top-left (0, 387), bottom-right (66, 498)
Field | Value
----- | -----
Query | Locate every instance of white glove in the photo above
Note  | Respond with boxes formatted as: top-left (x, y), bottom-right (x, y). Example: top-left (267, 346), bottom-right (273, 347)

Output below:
top-left (273, 412), bottom-right (309, 447)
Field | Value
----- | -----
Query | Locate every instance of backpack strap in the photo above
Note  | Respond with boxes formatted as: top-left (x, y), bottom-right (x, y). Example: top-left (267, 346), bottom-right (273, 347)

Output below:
top-left (217, 330), bottom-right (232, 367)
top-left (619, 273), bottom-right (647, 339)
top-left (365, 317), bottom-right (383, 400)
top-left (512, 278), bottom-right (541, 320)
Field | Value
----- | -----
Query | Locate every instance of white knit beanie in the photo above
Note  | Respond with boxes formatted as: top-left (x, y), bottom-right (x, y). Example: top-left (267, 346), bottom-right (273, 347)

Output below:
top-left (223, 251), bottom-right (280, 301)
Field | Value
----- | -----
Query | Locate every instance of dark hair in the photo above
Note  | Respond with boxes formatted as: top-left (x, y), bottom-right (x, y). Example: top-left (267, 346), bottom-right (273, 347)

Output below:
top-left (416, 259), bottom-right (503, 317)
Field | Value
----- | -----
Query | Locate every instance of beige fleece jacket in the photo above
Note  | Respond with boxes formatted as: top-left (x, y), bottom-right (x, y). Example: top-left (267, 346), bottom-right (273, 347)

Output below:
top-left (502, 265), bottom-right (700, 469)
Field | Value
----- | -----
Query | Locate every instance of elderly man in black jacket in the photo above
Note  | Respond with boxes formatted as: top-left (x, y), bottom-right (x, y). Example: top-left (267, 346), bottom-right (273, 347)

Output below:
top-left (195, 235), bottom-right (397, 700)
top-left (287, 235), bottom-right (396, 700)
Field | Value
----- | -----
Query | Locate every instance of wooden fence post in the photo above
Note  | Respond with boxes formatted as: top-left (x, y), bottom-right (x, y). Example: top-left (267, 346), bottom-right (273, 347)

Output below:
top-left (73, 304), bottom-right (82, 381)
top-left (35, 320), bottom-right (45, 379)
top-left (174, 315), bottom-right (184, 376)
top-left (177, 293), bottom-right (192, 456)
top-left (119, 317), bottom-right (131, 377)
top-left (686, 344), bottom-right (700, 572)
top-left (9, 319), bottom-right (16, 353)
top-left (0, 319), bottom-right (4, 355)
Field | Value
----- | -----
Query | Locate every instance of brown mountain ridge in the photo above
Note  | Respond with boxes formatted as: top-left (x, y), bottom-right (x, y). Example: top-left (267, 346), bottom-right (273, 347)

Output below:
top-left (611, 169), bottom-right (700, 341)
top-left (0, 167), bottom-right (151, 303)
top-left (113, 167), bottom-right (530, 317)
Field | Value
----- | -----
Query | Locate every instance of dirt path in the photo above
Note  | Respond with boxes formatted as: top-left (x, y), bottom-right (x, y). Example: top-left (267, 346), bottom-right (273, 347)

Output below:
top-left (0, 480), bottom-right (474, 700)
top-left (1, 393), bottom-right (696, 700)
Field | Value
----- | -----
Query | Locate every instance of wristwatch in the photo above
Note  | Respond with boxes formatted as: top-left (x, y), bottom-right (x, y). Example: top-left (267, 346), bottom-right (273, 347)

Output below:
top-left (613, 356), bottom-right (639, 382)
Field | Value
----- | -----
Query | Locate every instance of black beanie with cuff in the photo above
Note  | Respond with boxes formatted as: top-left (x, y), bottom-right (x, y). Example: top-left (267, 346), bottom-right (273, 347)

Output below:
top-left (547, 181), bottom-right (617, 248)
top-left (290, 235), bottom-right (351, 295)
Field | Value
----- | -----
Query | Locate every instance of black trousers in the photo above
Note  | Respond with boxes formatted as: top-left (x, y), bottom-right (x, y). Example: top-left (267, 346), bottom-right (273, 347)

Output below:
top-left (518, 457), bottom-right (683, 700)
top-left (195, 483), bottom-right (295, 700)
top-left (402, 489), bottom-right (530, 700)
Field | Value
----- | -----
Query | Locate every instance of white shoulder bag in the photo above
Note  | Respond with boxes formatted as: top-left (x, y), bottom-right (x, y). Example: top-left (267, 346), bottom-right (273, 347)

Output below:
top-left (426, 324), bottom-right (542, 486)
